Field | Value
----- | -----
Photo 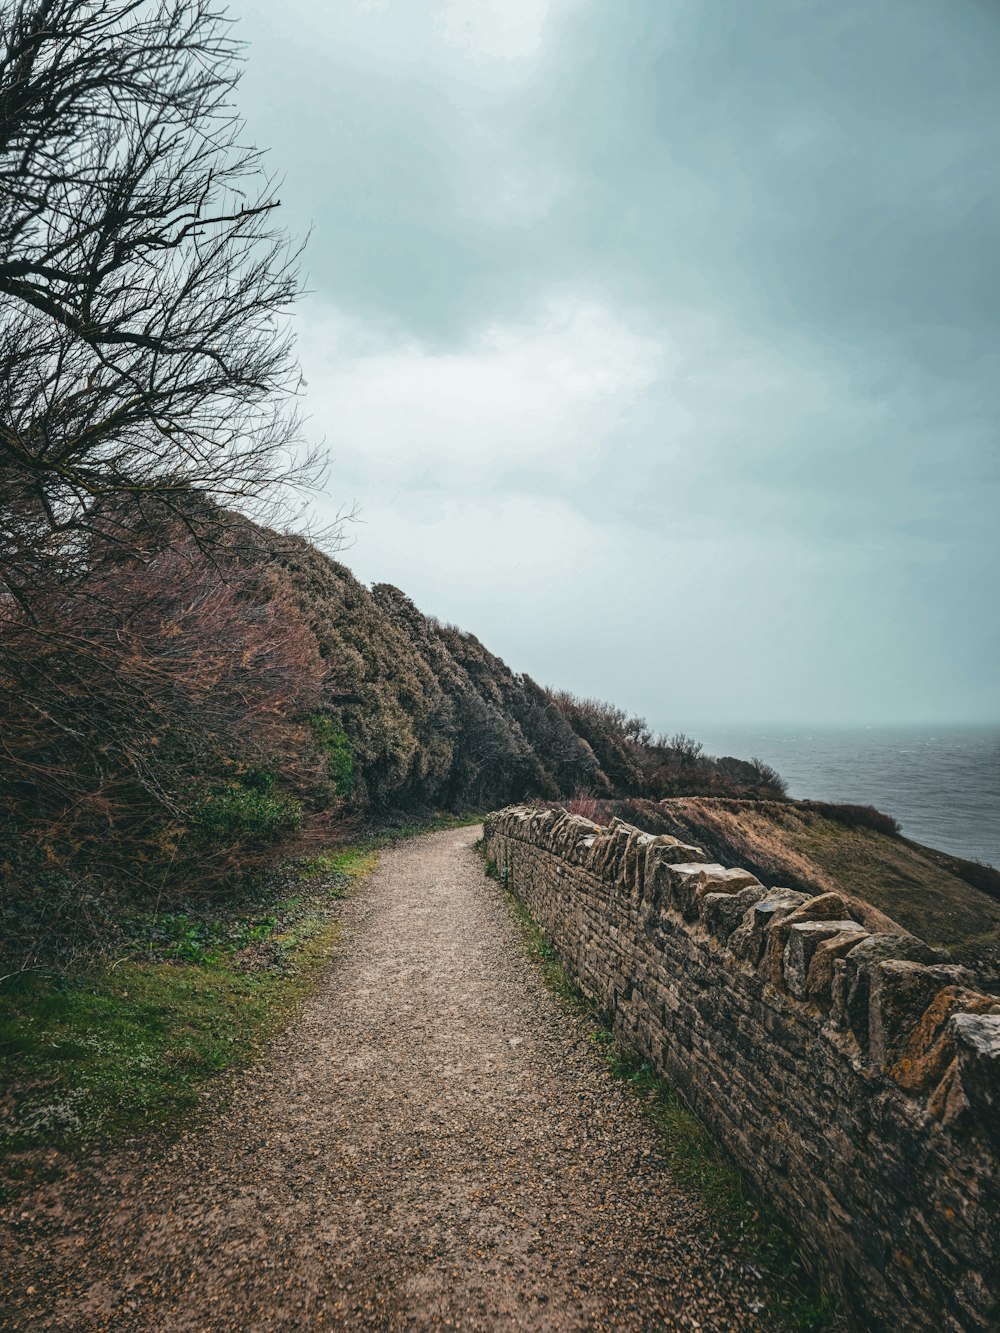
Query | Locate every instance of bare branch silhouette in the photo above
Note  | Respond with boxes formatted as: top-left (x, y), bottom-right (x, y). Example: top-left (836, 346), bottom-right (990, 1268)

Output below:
top-left (0, 0), bottom-right (324, 608)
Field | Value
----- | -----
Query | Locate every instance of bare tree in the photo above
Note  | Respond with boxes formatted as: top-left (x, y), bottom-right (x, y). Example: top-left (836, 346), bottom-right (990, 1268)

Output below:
top-left (658, 732), bottom-right (704, 763)
top-left (0, 0), bottom-right (318, 610)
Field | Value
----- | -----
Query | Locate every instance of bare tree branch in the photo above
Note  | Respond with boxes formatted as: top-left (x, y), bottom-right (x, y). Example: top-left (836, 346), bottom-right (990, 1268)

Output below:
top-left (0, 0), bottom-right (325, 607)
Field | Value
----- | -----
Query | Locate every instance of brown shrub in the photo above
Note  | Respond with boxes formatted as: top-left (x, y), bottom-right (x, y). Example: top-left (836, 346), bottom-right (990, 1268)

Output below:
top-left (0, 530), bottom-right (340, 892)
top-left (795, 801), bottom-right (901, 838)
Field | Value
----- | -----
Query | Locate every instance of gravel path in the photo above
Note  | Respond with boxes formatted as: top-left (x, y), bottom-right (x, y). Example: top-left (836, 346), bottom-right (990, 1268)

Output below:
top-left (2, 827), bottom-right (767, 1331)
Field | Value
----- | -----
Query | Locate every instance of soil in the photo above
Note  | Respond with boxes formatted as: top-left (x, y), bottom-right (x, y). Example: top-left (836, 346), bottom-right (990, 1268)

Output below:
top-left (1, 826), bottom-right (767, 1330)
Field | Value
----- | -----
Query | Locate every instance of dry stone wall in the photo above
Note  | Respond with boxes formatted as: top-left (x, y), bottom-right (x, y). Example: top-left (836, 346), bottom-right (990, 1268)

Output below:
top-left (484, 805), bottom-right (1000, 1332)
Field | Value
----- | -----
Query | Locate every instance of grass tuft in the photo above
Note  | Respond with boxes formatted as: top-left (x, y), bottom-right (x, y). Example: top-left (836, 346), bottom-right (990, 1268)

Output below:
top-left (297, 847), bottom-right (379, 882)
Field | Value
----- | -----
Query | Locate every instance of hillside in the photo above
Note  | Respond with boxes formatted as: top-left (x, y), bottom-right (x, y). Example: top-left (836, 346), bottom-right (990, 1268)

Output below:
top-left (262, 537), bottom-right (1000, 989)
top-left (0, 518), bottom-right (787, 971)
top-left (575, 796), bottom-right (1000, 988)
top-left (265, 534), bottom-right (602, 814)
top-left (253, 529), bottom-right (790, 820)
top-left (3, 509), bottom-right (994, 981)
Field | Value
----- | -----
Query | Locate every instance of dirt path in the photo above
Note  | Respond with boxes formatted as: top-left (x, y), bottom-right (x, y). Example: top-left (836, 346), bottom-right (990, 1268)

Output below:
top-left (2, 827), bottom-right (766, 1331)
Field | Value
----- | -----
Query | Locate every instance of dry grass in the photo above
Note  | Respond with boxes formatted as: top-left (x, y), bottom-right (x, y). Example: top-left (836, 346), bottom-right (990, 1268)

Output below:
top-left (661, 799), bottom-right (1000, 984)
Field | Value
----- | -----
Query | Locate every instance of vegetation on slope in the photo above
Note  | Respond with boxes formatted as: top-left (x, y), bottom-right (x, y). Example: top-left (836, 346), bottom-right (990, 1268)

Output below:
top-left (560, 796), bottom-right (1000, 986)
top-left (1, 512), bottom-right (791, 984)
top-left (0, 817), bottom-right (477, 1186)
top-left (0, 847), bottom-right (362, 1170)
top-left (262, 530), bottom-right (791, 820)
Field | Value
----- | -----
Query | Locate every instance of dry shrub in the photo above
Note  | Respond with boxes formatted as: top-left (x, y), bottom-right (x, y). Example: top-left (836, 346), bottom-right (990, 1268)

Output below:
top-left (0, 531), bottom-right (340, 892)
top-left (795, 801), bottom-right (901, 838)
top-left (562, 795), bottom-right (605, 823)
top-left (541, 694), bottom-right (789, 804)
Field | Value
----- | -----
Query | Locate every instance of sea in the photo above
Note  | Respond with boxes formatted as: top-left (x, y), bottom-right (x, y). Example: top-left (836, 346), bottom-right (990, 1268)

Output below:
top-left (680, 725), bottom-right (1000, 870)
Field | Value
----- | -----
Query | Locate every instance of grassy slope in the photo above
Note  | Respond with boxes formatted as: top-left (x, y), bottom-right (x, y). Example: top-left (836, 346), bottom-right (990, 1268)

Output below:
top-left (661, 799), bottom-right (1000, 983)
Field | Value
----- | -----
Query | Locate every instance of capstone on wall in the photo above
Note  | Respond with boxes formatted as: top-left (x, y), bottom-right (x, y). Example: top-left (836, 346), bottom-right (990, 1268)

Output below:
top-left (483, 805), bottom-right (1000, 1332)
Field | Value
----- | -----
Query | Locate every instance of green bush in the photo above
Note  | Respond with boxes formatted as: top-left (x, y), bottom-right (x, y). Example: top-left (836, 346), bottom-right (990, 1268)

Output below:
top-left (192, 779), bottom-right (302, 848)
top-left (309, 715), bottom-right (354, 797)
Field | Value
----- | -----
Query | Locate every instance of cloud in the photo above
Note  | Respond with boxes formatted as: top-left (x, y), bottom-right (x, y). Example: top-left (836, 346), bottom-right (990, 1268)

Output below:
top-left (297, 294), bottom-right (665, 495)
top-left (230, 0), bottom-right (1000, 722)
top-left (435, 0), bottom-right (569, 64)
top-left (240, 0), bottom-right (574, 80)
top-left (298, 278), bottom-right (998, 565)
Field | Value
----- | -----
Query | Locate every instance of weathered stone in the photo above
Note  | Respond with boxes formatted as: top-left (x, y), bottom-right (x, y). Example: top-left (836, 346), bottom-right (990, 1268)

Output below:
top-left (868, 960), bottom-right (974, 1070)
top-left (588, 824), bottom-right (632, 879)
top-left (832, 932), bottom-right (941, 1041)
top-left (667, 862), bottom-right (762, 921)
top-left (806, 928), bottom-right (870, 1000)
top-left (927, 1054), bottom-right (966, 1127)
top-left (759, 894), bottom-right (856, 989)
top-left (783, 920), bottom-right (865, 999)
top-left (646, 834), bottom-right (709, 865)
top-left (785, 891), bottom-right (850, 924)
top-left (701, 885), bottom-right (769, 941)
top-left (643, 844), bottom-right (709, 914)
top-left (555, 813), bottom-right (601, 863)
top-left (890, 987), bottom-right (998, 1095)
top-left (728, 889), bottom-right (810, 967)
top-left (948, 1011), bottom-right (1000, 1138)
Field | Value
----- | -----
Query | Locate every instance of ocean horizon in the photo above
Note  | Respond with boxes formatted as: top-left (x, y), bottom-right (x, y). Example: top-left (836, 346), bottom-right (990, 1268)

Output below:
top-left (673, 723), bottom-right (1000, 869)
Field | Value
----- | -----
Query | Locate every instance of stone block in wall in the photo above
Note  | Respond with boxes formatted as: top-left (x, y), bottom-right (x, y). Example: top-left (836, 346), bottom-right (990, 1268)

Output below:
top-left (830, 932), bottom-right (940, 1046)
top-left (641, 840), bottom-right (710, 907)
top-left (701, 884), bottom-right (769, 942)
top-left (868, 960), bottom-right (975, 1073)
top-left (586, 823), bottom-right (633, 880)
top-left (783, 920), bottom-right (867, 999)
top-left (620, 829), bottom-right (649, 893)
top-left (887, 985), bottom-right (997, 1097)
top-left (665, 862), bottom-right (762, 922)
top-left (548, 811), bottom-right (603, 864)
top-left (729, 888), bottom-right (810, 969)
top-left (937, 1013), bottom-right (1000, 1142)
top-left (571, 832), bottom-right (598, 863)
top-left (642, 844), bottom-right (674, 912)
top-left (806, 928), bottom-right (872, 1002)
top-left (759, 894), bottom-right (857, 989)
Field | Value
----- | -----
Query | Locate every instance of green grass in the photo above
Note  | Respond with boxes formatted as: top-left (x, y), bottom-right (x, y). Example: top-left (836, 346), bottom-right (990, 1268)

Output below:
top-left (297, 846), bottom-right (380, 882)
top-left (308, 714), bottom-right (355, 797)
top-left (483, 851), bottom-right (843, 1333)
top-left (0, 833), bottom-right (394, 1187)
top-left (0, 812), bottom-right (486, 1187)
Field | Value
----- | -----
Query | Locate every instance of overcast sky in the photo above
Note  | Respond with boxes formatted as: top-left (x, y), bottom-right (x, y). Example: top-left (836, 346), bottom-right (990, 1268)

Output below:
top-left (232, 0), bottom-right (999, 729)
